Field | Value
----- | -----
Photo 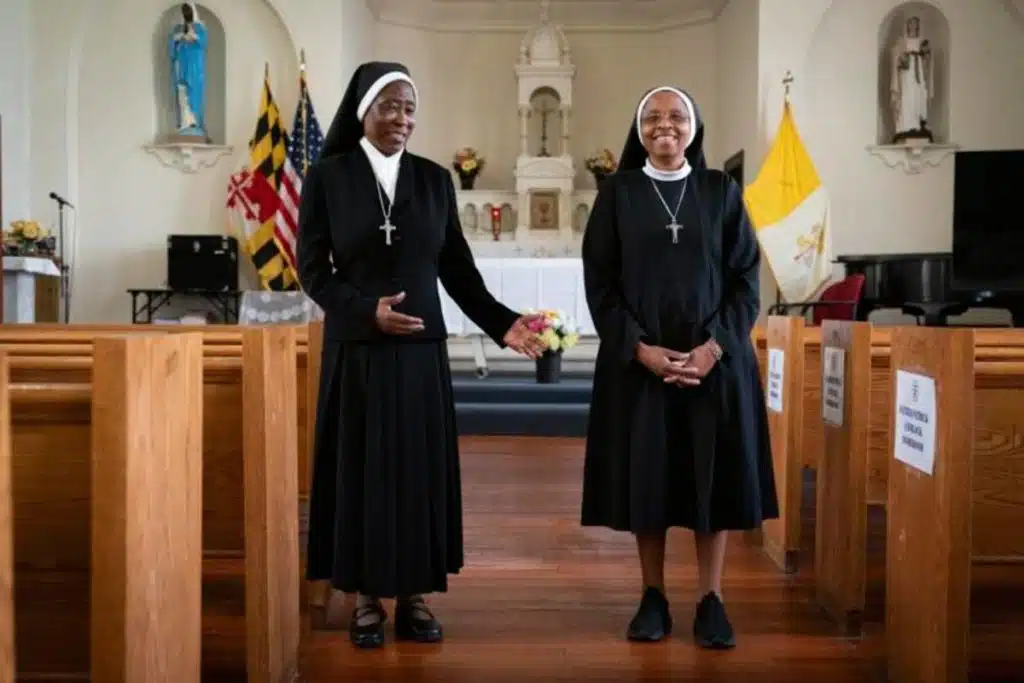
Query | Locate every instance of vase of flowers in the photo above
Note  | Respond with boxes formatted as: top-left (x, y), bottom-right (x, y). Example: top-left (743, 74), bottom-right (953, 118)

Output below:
top-left (453, 147), bottom-right (485, 190)
top-left (525, 309), bottom-right (581, 384)
top-left (3, 219), bottom-right (56, 258)
top-left (585, 148), bottom-right (618, 185)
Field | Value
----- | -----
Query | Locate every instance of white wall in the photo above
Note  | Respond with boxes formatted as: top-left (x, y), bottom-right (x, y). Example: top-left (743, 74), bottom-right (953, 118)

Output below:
top-left (0, 0), bottom-right (31, 227)
top-left (373, 24), bottom-right (719, 188)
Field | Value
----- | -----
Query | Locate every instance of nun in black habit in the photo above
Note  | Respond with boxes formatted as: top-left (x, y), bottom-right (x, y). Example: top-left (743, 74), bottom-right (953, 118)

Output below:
top-left (580, 86), bottom-right (778, 649)
top-left (298, 61), bottom-right (546, 649)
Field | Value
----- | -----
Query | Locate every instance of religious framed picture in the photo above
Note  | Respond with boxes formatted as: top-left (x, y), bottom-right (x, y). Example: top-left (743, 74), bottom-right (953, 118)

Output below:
top-left (529, 190), bottom-right (559, 231)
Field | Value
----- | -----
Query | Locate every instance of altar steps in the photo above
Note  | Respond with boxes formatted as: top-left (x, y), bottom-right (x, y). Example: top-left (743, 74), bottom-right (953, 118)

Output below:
top-left (452, 370), bottom-right (592, 438)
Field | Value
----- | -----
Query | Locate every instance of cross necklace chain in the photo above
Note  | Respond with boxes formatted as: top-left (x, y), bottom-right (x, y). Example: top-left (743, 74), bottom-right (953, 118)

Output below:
top-left (649, 177), bottom-right (688, 244)
top-left (374, 177), bottom-right (397, 246)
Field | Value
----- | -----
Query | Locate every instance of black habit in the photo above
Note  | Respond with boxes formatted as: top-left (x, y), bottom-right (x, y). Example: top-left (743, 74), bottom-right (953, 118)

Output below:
top-left (300, 62), bottom-right (519, 597)
top-left (580, 88), bottom-right (778, 534)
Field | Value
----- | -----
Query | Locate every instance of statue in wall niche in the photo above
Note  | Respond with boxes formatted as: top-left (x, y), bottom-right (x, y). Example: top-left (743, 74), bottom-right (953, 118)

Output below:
top-left (889, 16), bottom-right (934, 144)
top-left (168, 2), bottom-right (208, 140)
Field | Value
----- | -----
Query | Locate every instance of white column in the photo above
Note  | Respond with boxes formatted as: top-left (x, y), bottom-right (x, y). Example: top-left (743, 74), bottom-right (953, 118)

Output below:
top-left (560, 106), bottom-right (571, 155)
top-left (519, 106), bottom-right (530, 156)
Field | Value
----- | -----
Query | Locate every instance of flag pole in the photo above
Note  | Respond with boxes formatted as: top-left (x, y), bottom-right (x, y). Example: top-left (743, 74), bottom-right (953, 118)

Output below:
top-left (299, 49), bottom-right (309, 176)
top-left (775, 70), bottom-right (795, 308)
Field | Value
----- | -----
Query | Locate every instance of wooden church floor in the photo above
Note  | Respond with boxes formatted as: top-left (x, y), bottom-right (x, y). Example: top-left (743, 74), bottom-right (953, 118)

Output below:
top-left (196, 436), bottom-right (1020, 682)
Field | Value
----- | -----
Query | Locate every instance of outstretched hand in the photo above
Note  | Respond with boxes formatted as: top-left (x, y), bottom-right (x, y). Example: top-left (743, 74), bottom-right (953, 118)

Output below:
top-left (375, 292), bottom-right (425, 335)
top-left (503, 313), bottom-right (549, 359)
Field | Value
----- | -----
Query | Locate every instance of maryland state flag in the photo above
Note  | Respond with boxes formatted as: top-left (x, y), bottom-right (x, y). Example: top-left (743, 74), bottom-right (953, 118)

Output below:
top-left (743, 102), bottom-right (833, 302)
top-left (227, 67), bottom-right (300, 291)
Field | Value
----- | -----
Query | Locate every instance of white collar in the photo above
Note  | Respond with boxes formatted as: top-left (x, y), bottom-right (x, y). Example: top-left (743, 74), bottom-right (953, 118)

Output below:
top-left (642, 159), bottom-right (692, 181)
top-left (359, 136), bottom-right (403, 201)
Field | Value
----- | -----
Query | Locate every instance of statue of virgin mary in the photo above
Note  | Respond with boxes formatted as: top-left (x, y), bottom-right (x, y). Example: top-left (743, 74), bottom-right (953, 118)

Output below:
top-left (168, 2), bottom-right (208, 139)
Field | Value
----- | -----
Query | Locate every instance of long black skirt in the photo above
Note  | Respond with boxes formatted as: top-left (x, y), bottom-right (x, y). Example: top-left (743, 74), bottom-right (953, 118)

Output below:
top-left (581, 341), bottom-right (778, 534)
top-left (305, 339), bottom-right (463, 597)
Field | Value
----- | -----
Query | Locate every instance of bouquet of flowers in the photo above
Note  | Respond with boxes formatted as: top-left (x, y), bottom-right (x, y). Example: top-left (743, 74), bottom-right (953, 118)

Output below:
top-left (584, 149), bottom-right (618, 182)
top-left (453, 147), bottom-right (485, 189)
top-left (525, 308), bottom-right (580, 353)
top-left (3, 219), bottom-right (56, 258)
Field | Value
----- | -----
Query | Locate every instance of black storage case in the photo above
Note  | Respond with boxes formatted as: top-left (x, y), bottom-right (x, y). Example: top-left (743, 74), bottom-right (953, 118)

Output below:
top-left (166, 234), bottom-right (239, 292)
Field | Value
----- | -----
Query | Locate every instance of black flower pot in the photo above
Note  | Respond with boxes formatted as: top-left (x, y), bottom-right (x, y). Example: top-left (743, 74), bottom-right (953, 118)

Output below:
top-left (459, 175), bottom-right (476, 190)
top-left (535, 350), bottom-right (563, 384)
top-left (592, 172), bottom-right (607, 185)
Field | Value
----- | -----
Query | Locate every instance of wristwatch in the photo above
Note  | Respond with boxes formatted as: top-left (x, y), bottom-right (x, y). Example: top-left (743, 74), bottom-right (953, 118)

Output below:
top-left (706, 339), bottom-right (724, 360)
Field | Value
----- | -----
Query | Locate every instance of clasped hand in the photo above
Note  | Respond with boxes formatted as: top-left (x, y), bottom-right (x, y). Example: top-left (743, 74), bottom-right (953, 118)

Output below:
top-left (636, 341), bottom-right (718, 387)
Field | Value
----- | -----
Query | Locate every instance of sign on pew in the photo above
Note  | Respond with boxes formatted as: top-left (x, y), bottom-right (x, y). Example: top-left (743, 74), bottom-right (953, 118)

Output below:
top-left (892, 369), bottom-right (936, 475)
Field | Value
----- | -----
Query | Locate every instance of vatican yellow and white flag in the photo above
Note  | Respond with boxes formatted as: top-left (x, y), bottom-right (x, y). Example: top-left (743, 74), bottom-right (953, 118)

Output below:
top-left (743, 102), bottom-right (833, 302)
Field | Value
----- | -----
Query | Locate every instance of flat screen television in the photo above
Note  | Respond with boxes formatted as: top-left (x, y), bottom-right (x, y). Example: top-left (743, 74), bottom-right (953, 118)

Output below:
top-left (951, 149), bottom-right (1024, 295)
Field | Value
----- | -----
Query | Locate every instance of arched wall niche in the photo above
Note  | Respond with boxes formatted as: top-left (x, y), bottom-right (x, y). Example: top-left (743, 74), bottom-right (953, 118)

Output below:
top-left (152, 3), bottom-right (228, 145)
top-left (875, 2), bottom-right (950, 145)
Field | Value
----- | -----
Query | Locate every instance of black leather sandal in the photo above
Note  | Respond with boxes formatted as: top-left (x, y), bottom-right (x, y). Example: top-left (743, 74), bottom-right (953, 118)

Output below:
top-left (394, 596), bottom-right (443, 643)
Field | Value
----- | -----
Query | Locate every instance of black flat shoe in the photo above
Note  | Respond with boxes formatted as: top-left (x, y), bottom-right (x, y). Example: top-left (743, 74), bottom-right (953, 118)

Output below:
top-left (627, 586), bottom-right (673, 642)
top-left (693, 592), bottom-right (735, 649)
top-left (349, 601), bottom-right (387, 649)
top-left (394, 597), bottom-right (444, 643)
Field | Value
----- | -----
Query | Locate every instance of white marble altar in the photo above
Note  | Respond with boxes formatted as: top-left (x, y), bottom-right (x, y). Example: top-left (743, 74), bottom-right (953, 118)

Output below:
top-left (3, 256), bottom-right (61, 323)
top-left (455, 1), bottom-right (597, 258)
top-left (440, 258), bottom-right (593, 336)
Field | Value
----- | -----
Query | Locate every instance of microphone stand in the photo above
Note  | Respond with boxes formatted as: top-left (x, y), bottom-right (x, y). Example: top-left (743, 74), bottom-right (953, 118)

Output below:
top-left (49, 193), bottom-right (72, 323)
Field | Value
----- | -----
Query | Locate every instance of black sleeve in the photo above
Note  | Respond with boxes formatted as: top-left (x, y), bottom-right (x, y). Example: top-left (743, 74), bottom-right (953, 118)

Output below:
top-left (296, 163), bottom-right (379, 335)
top-left (437, 171), bottom-right (519, 345)
top-left (581, 180), bottom-right (647, 363)
top-left (703, 176), bottom-right (761, 359)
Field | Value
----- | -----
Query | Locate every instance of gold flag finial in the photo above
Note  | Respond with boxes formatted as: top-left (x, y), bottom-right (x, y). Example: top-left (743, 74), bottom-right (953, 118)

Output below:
top-left (300, 49), bottom-right (306, 71)
top-left (782, 70), bottom-right (794, 104)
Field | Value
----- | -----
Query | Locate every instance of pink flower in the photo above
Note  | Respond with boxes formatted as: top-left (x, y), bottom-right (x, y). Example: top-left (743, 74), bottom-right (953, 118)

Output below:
top-left (527, 318), bottom-right (548, 333)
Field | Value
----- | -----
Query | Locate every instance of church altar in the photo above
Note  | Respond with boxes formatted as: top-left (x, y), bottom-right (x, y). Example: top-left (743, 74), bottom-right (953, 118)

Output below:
top-left (4, 256), bottom-right (61, 323)
top-left (440, 257), bottom-right (594, 336)
top-left (448, 1), bottom-right (599, 261)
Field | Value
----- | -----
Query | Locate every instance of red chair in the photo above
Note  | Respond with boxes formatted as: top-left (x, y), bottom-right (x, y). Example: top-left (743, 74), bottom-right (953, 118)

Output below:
top-left (767, 274), bottom-right (866, 325)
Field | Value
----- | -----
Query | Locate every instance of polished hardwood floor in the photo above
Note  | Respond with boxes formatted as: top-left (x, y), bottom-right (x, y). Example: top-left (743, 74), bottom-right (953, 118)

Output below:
top-left (195, 436), bottom-right (1020, 682)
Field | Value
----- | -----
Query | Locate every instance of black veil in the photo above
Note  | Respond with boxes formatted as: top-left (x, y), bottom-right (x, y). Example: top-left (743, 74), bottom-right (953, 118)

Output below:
top-left (320, 61), bottom-right (414, 159)
top-left (617, 86), bottom-right (706, 173)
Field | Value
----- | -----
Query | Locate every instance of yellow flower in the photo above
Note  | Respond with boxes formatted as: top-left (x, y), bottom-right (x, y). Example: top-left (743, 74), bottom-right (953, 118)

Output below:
top-left (21, 222), bottom-right (40, 239)
top-left (540, 327), bottom-right (560, 352)
top-left (562, 332), bottom-right (579, 350)
top-left (460, 159), bottom-right (477, 173)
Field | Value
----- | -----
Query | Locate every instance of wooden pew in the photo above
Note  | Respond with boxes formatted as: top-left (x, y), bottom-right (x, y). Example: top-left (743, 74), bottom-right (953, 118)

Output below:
top-left (0, 326), bottom-right (312, 556)
top-left (886, 327), bottom-right (1024, 682)
top-left (760, 315), bottom-right (825, 572)
top-left (0, 353), bottom-right (13, 681)
top-left (13, 334), bottom-right (205, 681)
top-left (12, 330), bottom-right (301, 680)
top-left (814, 323), bottom-right (1024, 638)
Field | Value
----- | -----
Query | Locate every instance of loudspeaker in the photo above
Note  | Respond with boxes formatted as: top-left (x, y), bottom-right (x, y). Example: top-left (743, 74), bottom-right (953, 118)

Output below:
top-left (167, 235), bottom-right (239, 292)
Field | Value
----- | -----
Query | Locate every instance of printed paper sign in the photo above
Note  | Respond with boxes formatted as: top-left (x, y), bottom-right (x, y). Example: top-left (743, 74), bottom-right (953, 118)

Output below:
top-left (821, 347), bottom-right (846, 426)
top-left (893, 370), bottom-right (937, 475)
top-left (766, 348), bottom-right (785, 413)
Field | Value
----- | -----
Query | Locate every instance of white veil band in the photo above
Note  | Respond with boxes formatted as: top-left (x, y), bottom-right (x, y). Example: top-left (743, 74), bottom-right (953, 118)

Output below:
top-left (357, 72), bottom-right (419, 121)
top-left (635, 86), bottom-right (696, 148)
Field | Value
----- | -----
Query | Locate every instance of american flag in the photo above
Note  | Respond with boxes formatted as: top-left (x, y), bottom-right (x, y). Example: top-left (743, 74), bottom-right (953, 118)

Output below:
top-left (288, 66), bottom-right (324, 180)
